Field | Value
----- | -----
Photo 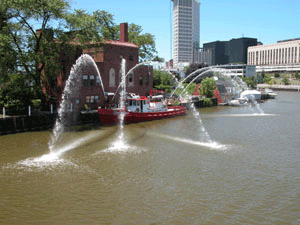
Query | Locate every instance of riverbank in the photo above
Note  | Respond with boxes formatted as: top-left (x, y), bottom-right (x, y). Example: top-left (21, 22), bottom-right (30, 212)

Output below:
top-left (0, 111), bottom-right (100, 135)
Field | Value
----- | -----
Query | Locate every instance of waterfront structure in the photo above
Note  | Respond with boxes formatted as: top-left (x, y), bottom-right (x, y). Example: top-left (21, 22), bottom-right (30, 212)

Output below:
top-left (203, 38), bottom-right (257, 66)
top-left (42, 23), bottom-right (153, 109)
top-left (248, 38), bottom-right (300, 73)
top-left (171, 0), bottom-right (200, 66)
top-left (213, 65), bottom-right (256, 78)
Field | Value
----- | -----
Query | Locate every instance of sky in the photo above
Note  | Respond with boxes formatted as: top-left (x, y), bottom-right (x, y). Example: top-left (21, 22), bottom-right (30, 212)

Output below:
top-left (71, 0), bottom-right (300, 62)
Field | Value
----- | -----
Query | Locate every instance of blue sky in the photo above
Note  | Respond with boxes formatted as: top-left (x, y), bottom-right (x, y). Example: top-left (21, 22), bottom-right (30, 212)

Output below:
top-left (71, 0), bottom-right (300, 61)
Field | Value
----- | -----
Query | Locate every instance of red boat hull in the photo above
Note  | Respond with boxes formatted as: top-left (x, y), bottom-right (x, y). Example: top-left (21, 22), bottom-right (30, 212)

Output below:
top-left (98, 106), bottom-right (186, 125)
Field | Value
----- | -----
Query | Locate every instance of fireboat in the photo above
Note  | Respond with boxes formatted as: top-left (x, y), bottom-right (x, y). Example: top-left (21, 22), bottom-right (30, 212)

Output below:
top-left (98, 94), bottom-right (186, 125)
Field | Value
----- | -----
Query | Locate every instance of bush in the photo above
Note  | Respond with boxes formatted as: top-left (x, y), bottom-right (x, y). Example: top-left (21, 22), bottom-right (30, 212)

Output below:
top-left (203, 98), bottom-right (213, 107)
top-left (274, 72), bottom-right (280, 78)
top-left (262, 74), bottom-right (272, 84)
top-left (282, 77), bottom-right (290, 85)
top-left (242, 77), bottom-right (256, 88)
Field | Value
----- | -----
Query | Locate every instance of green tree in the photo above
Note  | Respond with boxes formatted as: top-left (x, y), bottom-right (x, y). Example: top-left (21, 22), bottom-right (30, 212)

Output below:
top-left (199, 77), bottom-right (216, 98)
top-left (153, 70), bottom-right (174, 93)
top-left (183, 83), bottom-right (197, 96)
top-left (295, 72), bottom-right (300, 79)
top-left (1, 0), bottom-right (115, 106)
top-left (184, 63), bottom-right (208, 83)
top-left (274, 72), bottom-right (280, 78)
top-left (0, 74), bottom-right (33, 115)
top-left (262, 74), bottom-right (272, 84)
top-left (282, 76), bottom-right (290, 85)
top-left (242, 77), bottom-right (257, 89)
top-left (110, 23), bottom-right (157, 61)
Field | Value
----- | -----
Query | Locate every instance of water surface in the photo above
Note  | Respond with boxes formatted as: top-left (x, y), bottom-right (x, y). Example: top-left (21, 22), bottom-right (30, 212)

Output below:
top-left (1, 91), bottom-right (300, 224)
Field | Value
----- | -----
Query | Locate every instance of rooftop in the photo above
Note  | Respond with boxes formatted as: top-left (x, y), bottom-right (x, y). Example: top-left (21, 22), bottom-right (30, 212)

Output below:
top-left (105, 40), bottom-right (138, 48)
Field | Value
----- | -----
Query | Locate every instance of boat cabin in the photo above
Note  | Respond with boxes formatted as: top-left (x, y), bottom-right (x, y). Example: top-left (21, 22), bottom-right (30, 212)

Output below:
top-left (126, 95), bottom-right (167, 113)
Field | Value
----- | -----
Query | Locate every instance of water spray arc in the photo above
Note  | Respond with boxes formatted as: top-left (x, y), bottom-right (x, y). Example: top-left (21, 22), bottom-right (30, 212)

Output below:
top-left (112, 59), bottom-right (155, 101)
top-left (170, 64), bottom-right (247, 98)
top-left (49, 54), bottom-right (105, 152)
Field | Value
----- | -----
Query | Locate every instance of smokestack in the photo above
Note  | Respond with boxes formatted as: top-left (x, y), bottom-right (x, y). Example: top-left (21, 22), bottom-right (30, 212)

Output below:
top-left (120, 23), bottom-right (128, 42)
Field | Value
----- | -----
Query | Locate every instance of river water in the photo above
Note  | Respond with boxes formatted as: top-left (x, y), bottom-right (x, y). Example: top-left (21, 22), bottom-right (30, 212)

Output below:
top-left (1, 91), bottom-right (300, 224)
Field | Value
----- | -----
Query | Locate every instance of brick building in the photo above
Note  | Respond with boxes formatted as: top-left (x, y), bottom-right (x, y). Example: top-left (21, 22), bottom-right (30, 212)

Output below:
top-left (44, 23), bottom-right (153, 110)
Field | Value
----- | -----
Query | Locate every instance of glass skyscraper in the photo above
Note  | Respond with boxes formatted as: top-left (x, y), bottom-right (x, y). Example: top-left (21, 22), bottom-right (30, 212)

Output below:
top-left (171, 0), bottom-right (200, 66)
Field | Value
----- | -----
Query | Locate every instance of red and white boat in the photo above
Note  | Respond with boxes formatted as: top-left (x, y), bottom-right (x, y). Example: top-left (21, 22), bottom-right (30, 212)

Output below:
top-left (98, 94), bottom-right (186, 124)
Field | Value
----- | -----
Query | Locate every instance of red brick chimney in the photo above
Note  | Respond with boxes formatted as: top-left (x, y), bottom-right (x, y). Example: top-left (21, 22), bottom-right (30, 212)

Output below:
top-left (120, 23), bottom-right (128, 42)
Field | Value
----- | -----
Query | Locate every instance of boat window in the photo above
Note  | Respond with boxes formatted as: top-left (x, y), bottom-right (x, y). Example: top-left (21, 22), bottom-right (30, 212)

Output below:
top-left (133, 101), bottom-right (136, 106)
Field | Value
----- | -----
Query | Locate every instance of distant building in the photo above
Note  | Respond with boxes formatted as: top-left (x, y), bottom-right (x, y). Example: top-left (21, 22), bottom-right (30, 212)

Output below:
top-left (171, 0), bottom-right (200, 67)
top-left (203, 37), bottom-right (257, 65)
top-left (43, 23), bottom-right (153, 110)
top-left (248, 38), bottom-right (300, 66)
top-left (194, 48), bottom-right (212, 65)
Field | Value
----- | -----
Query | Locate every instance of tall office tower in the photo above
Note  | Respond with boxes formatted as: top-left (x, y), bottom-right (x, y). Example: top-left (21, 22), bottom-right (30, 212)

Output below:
top-left (171, 0), bottom-right (200, 66)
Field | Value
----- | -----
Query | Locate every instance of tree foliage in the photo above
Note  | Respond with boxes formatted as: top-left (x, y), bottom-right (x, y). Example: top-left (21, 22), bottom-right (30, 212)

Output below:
top-left (153, 70), bottom-right (174, 93)
top-left (274, 72), bottom-right (280, 78)
top-left (0, 74), bottom-right (33, 115)
top-left (242, 77), bottom-right (257, 89)
top-left (1, 0), bottom-right (159, 111)
top-left (262, 74), bottom-right (272, 84)
top-left (183, 63), bottom-right (208, 83)
top-left (199, 77), bottom-right (216, 98)
top-left (1, 0), bottom-right (109, 105)
top-left (109, 23), bottom-right (157, 62)
top-left (282, 76), bottom-right (290, 85)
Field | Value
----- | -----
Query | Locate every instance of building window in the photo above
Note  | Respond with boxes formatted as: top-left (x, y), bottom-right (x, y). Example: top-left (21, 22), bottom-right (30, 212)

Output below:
top-left (109, 68), bottom-right (115, 87)
top-left (86, 96), bottom-right (90, 103)
top-left (139, 75), bottom-right (143, 86)
top-left (128, 72), bottom-right (134, 87)
top-left (83, 75), bottom-right (88, 86)
top-left (90, 96), bottom-right (95, 103)
top-left (96, 75), bottom-right (101, 86)
top-left (86, 96), bottom-right (98, 103)
top-left (90, 75), bottom-right (95, 86)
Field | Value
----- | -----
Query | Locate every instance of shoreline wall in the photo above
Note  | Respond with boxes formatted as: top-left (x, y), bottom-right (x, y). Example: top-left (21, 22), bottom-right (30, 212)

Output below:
top-left (0, 111), bottom-right (100, 136)
top-left (257, 84), bottom-right (300, 92)
top-left (0, 114), bottom-right (56, 135)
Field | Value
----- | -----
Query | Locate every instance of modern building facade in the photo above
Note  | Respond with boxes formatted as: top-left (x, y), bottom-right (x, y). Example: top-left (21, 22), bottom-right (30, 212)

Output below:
top-left (203, 37), bottom-right (257, 66)
top-left (171, 0), bottom-right (200, 66)
top-left (248, 38), bottom-right (300, 66)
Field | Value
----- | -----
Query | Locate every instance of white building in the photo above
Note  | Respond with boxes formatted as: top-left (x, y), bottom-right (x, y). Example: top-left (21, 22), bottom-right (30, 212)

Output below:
top-left (172, 0), bottom-right (200, 67)
top-left (248, 38), bottom-right (300, 66)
